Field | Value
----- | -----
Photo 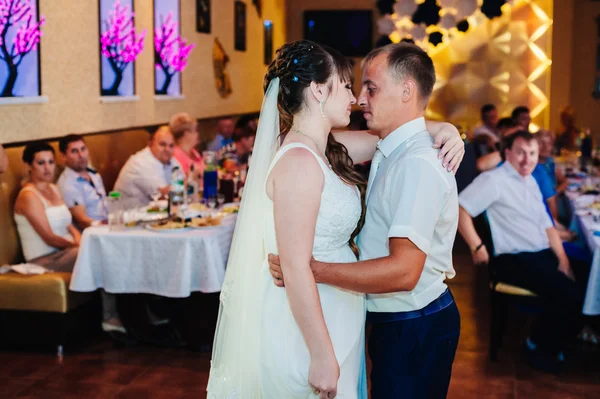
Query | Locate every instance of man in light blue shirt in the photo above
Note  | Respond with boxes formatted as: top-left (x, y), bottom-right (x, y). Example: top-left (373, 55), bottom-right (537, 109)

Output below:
top-left (207, 117), bottom-right (235, 152)
top-left (57, 135), bottom-right (107, 228)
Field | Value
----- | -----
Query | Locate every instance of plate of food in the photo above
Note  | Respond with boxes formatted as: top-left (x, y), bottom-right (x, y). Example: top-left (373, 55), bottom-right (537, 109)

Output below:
top-left (222, 202), bottom-right (240, 214)
top-left (188, 215), bottom-right (224, 229)
top-left (144, 219), bottom-right (190, 233)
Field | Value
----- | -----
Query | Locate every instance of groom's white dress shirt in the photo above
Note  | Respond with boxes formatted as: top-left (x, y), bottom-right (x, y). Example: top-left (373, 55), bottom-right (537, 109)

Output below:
top-left (358, 117), bottom-right (459, 313)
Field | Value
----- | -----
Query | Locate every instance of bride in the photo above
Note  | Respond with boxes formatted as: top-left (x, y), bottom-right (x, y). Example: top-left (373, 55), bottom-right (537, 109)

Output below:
top-left (207, 40), bottom-right (464, 398)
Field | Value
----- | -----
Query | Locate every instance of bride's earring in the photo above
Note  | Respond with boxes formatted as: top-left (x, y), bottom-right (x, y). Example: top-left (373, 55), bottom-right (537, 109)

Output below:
top-left (319, 99), bottom-right (325, 118)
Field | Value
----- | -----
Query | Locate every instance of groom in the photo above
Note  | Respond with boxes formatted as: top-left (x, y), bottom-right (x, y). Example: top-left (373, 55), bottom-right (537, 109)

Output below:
top-left (269, 43), bottom-right (460, 398)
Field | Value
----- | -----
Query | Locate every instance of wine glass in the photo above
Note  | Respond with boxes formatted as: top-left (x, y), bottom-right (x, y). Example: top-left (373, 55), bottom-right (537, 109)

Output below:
top-left (217, 194), bottom-right (226, 209)
top-left (207, 196), bottom-right (217, 210)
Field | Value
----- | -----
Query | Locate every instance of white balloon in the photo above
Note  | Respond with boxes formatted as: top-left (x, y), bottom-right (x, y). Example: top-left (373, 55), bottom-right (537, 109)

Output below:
top-left (376, 16), bottom-right (396, 36)
top-left (439, 13), bottom-right (457, 30)
top-left (394, 0), bottom-right (418, 18)
top-left (411, 24), bottom-right (427, 41)
top-left (455, 0), bottom-right (478, 20)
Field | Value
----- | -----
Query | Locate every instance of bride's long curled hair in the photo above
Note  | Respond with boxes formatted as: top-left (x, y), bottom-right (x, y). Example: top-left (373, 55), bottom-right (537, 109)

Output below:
top-left (264, 40), bottom-right (367, 258)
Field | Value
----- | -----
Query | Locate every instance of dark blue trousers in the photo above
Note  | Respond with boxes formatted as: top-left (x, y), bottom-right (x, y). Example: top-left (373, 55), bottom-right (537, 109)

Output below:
top-left (368, 293), bottom-right (460, 399)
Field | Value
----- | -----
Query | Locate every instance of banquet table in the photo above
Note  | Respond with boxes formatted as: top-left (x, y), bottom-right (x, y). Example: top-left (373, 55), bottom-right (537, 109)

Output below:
top-left (565, 182), bottom-right (600, 315)
top-left (70, 215), bottom-right (236, 297)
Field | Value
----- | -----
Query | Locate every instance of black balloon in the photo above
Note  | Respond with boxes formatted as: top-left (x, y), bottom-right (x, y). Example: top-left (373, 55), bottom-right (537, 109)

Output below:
top-left (429, 31), bottom-right (444, 46)
top-left (482, 0), bottom-right (505, 19)
top-left (412, 0), bottom-right (441, 27)
top-left (457, 19), bottom-right (470, 32)
top-left (376, 0), bottom-right (395, 16)
top-left (375, 35), bottom-right (393, 48)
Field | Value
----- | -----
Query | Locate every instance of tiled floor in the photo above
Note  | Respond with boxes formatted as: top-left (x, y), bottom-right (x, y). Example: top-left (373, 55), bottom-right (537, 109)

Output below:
top-left (1, 251), bottom-right (599, 398)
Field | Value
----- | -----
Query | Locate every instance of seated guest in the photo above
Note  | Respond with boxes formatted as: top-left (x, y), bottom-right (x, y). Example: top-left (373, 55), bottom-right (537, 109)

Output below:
top-left (477, 129), bottom-right (567, 233)
top-left (114, 126), bottom-right (180, 204)
top-left (206, 117), bottom-right (235, 152)
top-left (496, 117), bottom-right (519, 139)
top-left (14, 143), bottom-right (125, 334)
top-left (170, 112), bottom-right (205, 176)
top-left (537, 129), bottom-right (567, 193)
top-left (235, 112), bottom-right (259, 132)
top-left (57, 134), bottom-right (107, 229)
top-left (219, 126), bottom-right (256, 174)
top-left (0, 144), bottom-right (7, 174)
top-left (14, 143), bottom-right (81, 271)
top-left (457, 131), bottom-right (586, 371)
top-left (512, 105), bottom-right (531, 131)
top-left (555, 106), bottom-right (580, 152)
top-left (473, 104), bottom-right (499, 143)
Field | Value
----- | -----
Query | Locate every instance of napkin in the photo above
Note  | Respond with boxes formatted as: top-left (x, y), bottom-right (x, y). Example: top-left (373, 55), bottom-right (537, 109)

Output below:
top-left (0, 263), bottom-right (51, 275)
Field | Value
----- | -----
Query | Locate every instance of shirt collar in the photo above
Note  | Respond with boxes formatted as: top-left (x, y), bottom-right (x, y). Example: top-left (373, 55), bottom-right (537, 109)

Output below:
top-left (64, 165), bottom-right (96, 181)
top-left (142, 146), bottom-right (175, 169)
top-left (501, 160), bottom-right (533, 183)
top-left (377, 117), bottom-right (427, 158)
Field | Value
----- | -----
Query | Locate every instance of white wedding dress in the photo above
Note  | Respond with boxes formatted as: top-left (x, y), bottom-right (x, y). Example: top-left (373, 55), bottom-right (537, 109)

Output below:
top-left (259, 143), bottom-right (366, 398)
top-left (207, 78), bottom-right (366, 399)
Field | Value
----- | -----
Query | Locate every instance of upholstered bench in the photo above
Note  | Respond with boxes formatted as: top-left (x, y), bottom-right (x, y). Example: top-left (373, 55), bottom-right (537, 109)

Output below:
top-left (0, 272), bottom-right (93, 313)
top-left (0, 272), bottom-right (97, 355)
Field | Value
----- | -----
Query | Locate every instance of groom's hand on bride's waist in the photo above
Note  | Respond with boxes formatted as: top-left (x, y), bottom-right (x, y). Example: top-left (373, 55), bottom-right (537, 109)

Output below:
top-left (267, 254), bottom-right (321, 287)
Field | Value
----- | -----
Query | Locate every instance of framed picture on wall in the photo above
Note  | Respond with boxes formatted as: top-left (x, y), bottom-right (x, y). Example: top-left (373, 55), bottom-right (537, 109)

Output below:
top-left (234, 1), bottom-right (247, 52)
top-left (99, 0), bottom-right (146, 97)
top-left (264, 20), bottom-right (273, 66)
top-left (0, 0), bottom-right (44, 98)
top-left (196, 0), bottom-right (211, 33)
top-left (154, 0), bottom-right (194, 96)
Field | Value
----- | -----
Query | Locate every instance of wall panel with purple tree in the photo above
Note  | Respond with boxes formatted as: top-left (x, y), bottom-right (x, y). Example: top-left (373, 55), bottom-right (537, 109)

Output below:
top-left (99, 0), bottom-right (145, 97)
top-left (154, 0), bottom-right (193, 96)
top-left (0, 0), bottom-right (44, 98)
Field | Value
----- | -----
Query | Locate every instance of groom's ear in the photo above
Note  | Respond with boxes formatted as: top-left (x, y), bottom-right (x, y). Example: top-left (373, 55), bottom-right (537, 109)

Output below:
top-left (401, 80), bottom-right (417, 103)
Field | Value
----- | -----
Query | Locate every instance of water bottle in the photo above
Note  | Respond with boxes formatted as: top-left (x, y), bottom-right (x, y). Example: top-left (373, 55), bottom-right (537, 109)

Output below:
top-left (107, 191), bottom-right (124, 231)
top-left (186, 164), bottom-right (200, 204)
top-left (203, 151), bottom-right (219, 199)
top-left (168, 166), bottom-right (186, 217)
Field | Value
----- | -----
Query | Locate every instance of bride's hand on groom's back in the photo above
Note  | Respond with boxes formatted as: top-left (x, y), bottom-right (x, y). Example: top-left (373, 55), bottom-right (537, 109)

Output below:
top-left (432, 123), bottom-right (465, 174)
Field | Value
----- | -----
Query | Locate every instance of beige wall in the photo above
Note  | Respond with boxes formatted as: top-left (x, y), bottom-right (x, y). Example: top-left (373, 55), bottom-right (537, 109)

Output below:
top-left (0, 0), bottom-right (286, 144)
top-left (569, 0), bottom-right (600, 136)
top-left (549, 0), bottom-right (574, 132)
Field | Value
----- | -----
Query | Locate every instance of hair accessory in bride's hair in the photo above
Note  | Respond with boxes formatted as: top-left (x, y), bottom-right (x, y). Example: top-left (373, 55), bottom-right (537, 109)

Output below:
top-left (292, 76), bottom-right (298, 82)
top-left (293, 59), bottom-right (298, 64)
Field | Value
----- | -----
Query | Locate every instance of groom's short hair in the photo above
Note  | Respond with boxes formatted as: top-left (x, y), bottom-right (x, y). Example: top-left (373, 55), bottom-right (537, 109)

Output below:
top-left (363, 43), bottom-right (436, 103)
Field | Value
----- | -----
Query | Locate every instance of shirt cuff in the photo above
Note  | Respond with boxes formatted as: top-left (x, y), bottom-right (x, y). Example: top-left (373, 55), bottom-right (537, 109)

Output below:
top-left (388, 225), bottom-right (431, 254)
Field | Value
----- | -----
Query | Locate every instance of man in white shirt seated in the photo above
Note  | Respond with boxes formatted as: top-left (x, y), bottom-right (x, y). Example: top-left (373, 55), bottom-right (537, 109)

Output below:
top-left (458, 130), bottom-right (585, 372)
top-left (473, 103), bottom-right (499, 143)
top-left (114, 126), bottom-right (180, 204)
top-left (57, 135), bottom-right (107, 228)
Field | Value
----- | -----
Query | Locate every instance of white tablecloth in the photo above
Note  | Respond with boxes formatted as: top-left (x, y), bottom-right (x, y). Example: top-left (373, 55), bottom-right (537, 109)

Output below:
top-left (565, 190), bottom-right (600, 315)
top-left (70, 216), bottom-right (236, 297)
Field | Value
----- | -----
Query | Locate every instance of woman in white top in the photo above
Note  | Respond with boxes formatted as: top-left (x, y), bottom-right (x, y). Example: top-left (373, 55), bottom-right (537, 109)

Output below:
top-left (14, 142), bottom-right (125, 335)
top-left (14, 142), bottom-right (81, 270)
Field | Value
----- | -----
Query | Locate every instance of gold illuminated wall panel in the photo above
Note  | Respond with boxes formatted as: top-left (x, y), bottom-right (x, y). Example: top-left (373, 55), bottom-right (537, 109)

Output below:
top-left (425, 0), bottom-right (553, 133)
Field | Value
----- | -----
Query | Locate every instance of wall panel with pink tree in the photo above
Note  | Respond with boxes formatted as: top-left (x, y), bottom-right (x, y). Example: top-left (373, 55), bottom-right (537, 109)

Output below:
top-left (0, 0), bottom-right (44, 98)
top-left (154, 0), bottom-right (193, 97)
top-left (99, 0), bottom-right (145, 97)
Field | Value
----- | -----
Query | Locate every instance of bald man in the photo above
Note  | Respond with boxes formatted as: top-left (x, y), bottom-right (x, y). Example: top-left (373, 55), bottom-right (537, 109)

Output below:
top-left (114, 126), bottom-right (181, 204)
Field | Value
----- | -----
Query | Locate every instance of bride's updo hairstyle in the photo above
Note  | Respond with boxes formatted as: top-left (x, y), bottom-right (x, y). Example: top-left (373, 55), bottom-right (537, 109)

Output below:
top-left (264, 40), bottom-right (366, 258)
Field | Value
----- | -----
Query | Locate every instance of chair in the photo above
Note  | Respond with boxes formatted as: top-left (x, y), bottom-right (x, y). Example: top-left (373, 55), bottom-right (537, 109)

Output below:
top-left (477, 214), bottom-right (540, 361)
